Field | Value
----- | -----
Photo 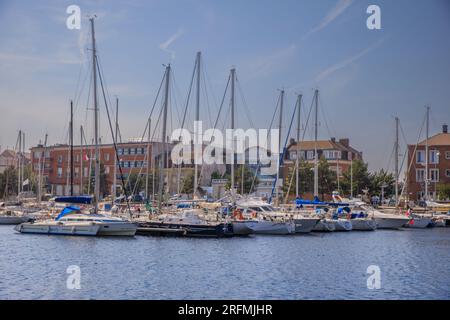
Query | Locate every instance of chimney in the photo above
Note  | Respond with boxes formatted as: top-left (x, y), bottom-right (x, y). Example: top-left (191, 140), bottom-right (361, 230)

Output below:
top-left (443, 124), bottom-right (448, 134)
top-left (330, 137), bottom-right (336, 142)
top-left (339, 138), bottom-right (349, 147)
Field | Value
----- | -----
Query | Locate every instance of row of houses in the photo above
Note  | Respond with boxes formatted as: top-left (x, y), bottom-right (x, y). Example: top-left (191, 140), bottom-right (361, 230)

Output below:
top-left (13, 123), bottom-right (450, 201)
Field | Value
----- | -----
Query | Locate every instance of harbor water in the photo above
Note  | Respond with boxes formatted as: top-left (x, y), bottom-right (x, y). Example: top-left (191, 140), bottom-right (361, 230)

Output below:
top-left (0, 226), bottom-right (449, 300)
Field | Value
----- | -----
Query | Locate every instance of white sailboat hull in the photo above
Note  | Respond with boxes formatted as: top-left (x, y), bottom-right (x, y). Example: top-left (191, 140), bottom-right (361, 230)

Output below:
top-left (96, 222), bottom-right (137, 236)
top-left (404, 217), bottom-right (432, 228)
top-left (0, 215), bottom-right (31, 225)
top-left (14, 222), bottom-right (100, 236)
top-left (247, 220), bottom-right (295, 235)
top-left (374, 216), bottom-right (410, 229)
top-left (333, 219), bottom-right (353, 231)
top-left (231, 220), bottom-right (254, 235)
top-left (293, 217), bottom-right (320, 233)
top-left (350, 218), bottom-right (377, 231)
top-left (313, 219), bottom-right (336, 232)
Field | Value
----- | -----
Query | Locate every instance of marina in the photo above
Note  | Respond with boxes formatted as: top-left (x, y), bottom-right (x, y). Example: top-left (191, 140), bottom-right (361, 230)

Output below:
top-left (1, 225), bottom-right (449, 300)
top-left (0, 1), bottom-right (449, 303)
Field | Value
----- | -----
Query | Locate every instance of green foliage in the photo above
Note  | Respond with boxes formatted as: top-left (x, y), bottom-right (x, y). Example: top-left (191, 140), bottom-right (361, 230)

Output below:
top-left (369, 169), bottom-right (395, 198)
top-left (437, 183), bottom-right (450, 200)
top-left (225, 165), bottom-right (258, 194)
top-left (341, 159), bottom-right (371, 196)
top-left (181, 173), bottom-right (194, 194)
top-left (318, 156), bottom-right (337, 200)
top-left (283, 159), bottom-right (314, 197)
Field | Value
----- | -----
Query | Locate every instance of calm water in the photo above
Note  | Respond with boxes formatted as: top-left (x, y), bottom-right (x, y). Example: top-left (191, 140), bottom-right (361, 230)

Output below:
top-left (0, 225), bottom-right (449, 300)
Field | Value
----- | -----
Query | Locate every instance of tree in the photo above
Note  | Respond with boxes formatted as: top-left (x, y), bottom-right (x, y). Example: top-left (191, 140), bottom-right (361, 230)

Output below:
top-left (181, 173), bottom-right (194, 194)
top-left (369, 169), bottom-right (395, 198)
top-left (225, 165), bottom-right (258, 194)
top-left (210, 170), bottom-right (222, 181)
top-left (127, 171), bottom-right (145, 196)
top-left (341, 159), bottom-right (371, 197)
top-left (283, 160), bottom-right (313, 198)
top-left (318, 156), bottom-right (337, 200)
top-left (437, 183), bottom-right (450, 200)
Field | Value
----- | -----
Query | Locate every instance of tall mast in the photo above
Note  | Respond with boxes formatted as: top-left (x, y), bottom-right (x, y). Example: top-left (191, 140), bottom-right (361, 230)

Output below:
top-left (296, 94), bottom-right (302, 198)
top-left (70, 100), bottom-right (74, 196)
top-left (80, 125), bottom-right (84, 194)
top-left (276, 90), bottom-right (284, 204)
top-left (113, 98), bottom-right (119, 203)
top-left (17, 130), bottom-right (22, 196)
top-left (145, 117), bottom-right (151, 201)
top-left (194, 52), bottom-right (201, 198)
top-left (158, 65), bottom-right (170, 211)
top-left (394, 116), bottom-right (399, 207)
top-left (313, 89), bottom-right (319, 198)
top-left (424, 106), bottom-right (430, 201)
top-left (350, 155), bottom-right (353, 198)
top-left (90, 17), bottom-right (100, 211)
top-left (230, 68), bottom-right (236, 195)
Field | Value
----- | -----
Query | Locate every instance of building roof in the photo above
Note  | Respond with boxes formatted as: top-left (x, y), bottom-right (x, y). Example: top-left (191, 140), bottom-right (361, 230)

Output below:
top-left (289, 140), bottom-right (336, 150)
top-left (0, 149), bottom-right (16, 158)
top-left (417, 133), bottom-right (450, 146)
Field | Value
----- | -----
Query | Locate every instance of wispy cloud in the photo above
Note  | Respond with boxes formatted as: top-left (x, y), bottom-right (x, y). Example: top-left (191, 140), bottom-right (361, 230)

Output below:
top-left (158, 27), bottom-right (186, 60)
top-left (314, 37), bottom-right (385, 83)
top-left (245, 44), bottom-right (298, 79)
top-left (304, 0), bottom-right (353, 39)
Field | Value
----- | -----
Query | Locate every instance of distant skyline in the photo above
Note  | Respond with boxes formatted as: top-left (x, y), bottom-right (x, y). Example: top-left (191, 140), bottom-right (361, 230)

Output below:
top-left (0, 0), bottom-right (449, 173)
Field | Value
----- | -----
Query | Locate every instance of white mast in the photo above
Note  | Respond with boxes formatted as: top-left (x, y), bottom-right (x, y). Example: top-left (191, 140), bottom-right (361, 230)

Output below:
top-left (113, 97), bottom-right (119, 203)
top-left (395, 116), bottom-right (399, 207)
top-left (313, 89), bottom-right (319, 198)
top-left (158, 65), bottom-right (170, 211)
top-left (276, 90), bottom-right (284, 204)
top-left (230, 68), bottom-right (236, 196)
top-left (145, 117), bottom-right (151, 200)
top-left (295, 94), bottom-right (302, 198)
top-left (194, 52), bottom-right (201, 198)
top-left (424, 106), bottom-right (430, 201)
top-left (90, 17), bottom-right (100, 212)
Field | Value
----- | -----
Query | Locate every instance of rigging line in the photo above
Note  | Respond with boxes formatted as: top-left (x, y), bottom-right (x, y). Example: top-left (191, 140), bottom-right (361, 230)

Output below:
top-left (317, 93), bottom-right (333, 139)
top-left (400, 113), bottom-right (426, 198)
top-left (202, 60), bottom-right (221, 128)
top-left (200, 63), bottom-right (214, 128)
top-left (197, 73), bottom-right (231, 184)
top-left (248, 93), bottom-right (281, 194)
top-left (170, 69), bottom-right (184, 127)
top-left (97, 55), bottom-right (117, 135)
top-left (301, 92), bottom-right (315, 142)
top-left (180, 56), bottom-right (197, 131)
top-left (96, 57), bottom-right (132, 216)
top-left (236, 77), bottom-right (255, 129)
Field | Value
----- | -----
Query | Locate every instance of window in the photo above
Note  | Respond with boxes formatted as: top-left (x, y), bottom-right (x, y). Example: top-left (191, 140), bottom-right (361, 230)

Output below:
top-left (416, 150), bottom-right (425, 164)
top-left (130, 148), bottom-right (136, 155)
top-left (307, 150), bottom-right (314, 160)
top-left (446, 151), bottom-right (450, 160)
top-left (57, 167), bottom-right (63, 178)
top-left (34, 152), bottom-right (41, 159)
top-left (58, 155), bottom-right (63, 164)
top-left (445, 169), bottom-right (450, 178)
top-left (124, 148), bottom-right (129, 155)
top-left (118, 148), bottom-right (123, 155)
top-left (430, 169), bottom-right (439, 182)
top-left (105, 166), bottom-right (110, 174)
top-left (83, 167), bottom-right (88, 177)
top-left (430, 150), bottom-right (439, 164)
top-left (74, 167), bottom-right (79, 178)
top-left (136, 148), bottom-right (143, 155)
top-left (416, 169), bottom-right (425, 182)
top-left (75, 154), bottom-right (80, 163)
top-left (290, 152), bottom-right (297, 160)
top-left (104, 153), bottom-right (110, 161)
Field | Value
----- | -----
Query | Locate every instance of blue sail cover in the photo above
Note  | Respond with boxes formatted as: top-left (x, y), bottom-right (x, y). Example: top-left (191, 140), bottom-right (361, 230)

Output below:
top-left (55, 206), bottom-right (81, 221)
top-left (295, 196), bottom-right (349, 207)
top-left (53, 196), bottom-right (93, 204)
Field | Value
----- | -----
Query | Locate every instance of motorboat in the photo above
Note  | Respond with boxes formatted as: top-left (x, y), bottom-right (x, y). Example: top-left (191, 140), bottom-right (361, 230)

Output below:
top-left (371, 208), bottom-right (411, 229)
top-left (14, 220), bottom-right (100, 236)
top-left (236, 198), bottom-right (296, 235)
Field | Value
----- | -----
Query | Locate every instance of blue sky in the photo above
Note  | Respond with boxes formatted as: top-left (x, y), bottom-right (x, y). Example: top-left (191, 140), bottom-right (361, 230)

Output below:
top-left (0, 0), bottom-right (449, 172)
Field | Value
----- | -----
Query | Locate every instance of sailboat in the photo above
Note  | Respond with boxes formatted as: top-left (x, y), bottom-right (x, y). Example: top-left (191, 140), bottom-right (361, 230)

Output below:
top-left (15, 18), bottom-right (136, 236)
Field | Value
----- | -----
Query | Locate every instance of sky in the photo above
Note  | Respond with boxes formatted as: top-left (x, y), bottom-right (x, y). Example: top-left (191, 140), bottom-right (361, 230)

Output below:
top-left (0, 0), bottom-right (449, 173)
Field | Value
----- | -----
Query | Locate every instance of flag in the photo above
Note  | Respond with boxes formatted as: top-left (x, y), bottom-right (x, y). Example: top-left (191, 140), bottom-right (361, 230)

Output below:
top-left (83, 153), bottom-right (89, 161)
top-left (22, 179), bottom-right (29, 186)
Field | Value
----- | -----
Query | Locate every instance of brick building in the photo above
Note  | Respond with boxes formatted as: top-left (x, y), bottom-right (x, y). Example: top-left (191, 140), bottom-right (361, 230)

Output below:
top-left (407, 124), bottom-right (450, 201)
top-left (0, 149), bottom-right (30, 173)
top-left (284, 137), bottom-right (363, 176)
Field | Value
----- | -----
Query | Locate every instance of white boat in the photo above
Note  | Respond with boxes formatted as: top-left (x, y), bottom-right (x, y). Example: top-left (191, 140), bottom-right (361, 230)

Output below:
top-left (332, 219), bottom-right (353, 231)
top-left (0, 214), bottom-right (32, 225)
top-left (350, 218), bottom-right (377, 231)
top-left (231, 220), bottom-right (254, 235)
top-left (403, 214), bottom-right (433, 229)
top-left (291, 215), bottom-right (321, 233)
top-left (14, 220), bottom-right (100, 236)
top-left (313, 219), bottom-right (336, 232)
top-left (373, 211), bottom-right (410, 229)
top-left (236, 198), bottom-right (296, 235)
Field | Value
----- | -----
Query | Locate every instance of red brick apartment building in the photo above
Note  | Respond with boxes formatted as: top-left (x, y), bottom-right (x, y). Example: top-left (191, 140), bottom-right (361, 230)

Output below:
top-left (284, 137), bottom-right (363, 176)
top-left (30, 142), bottom-right (167, 196)
top-left (407, 125), bottom-right (450, 201)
